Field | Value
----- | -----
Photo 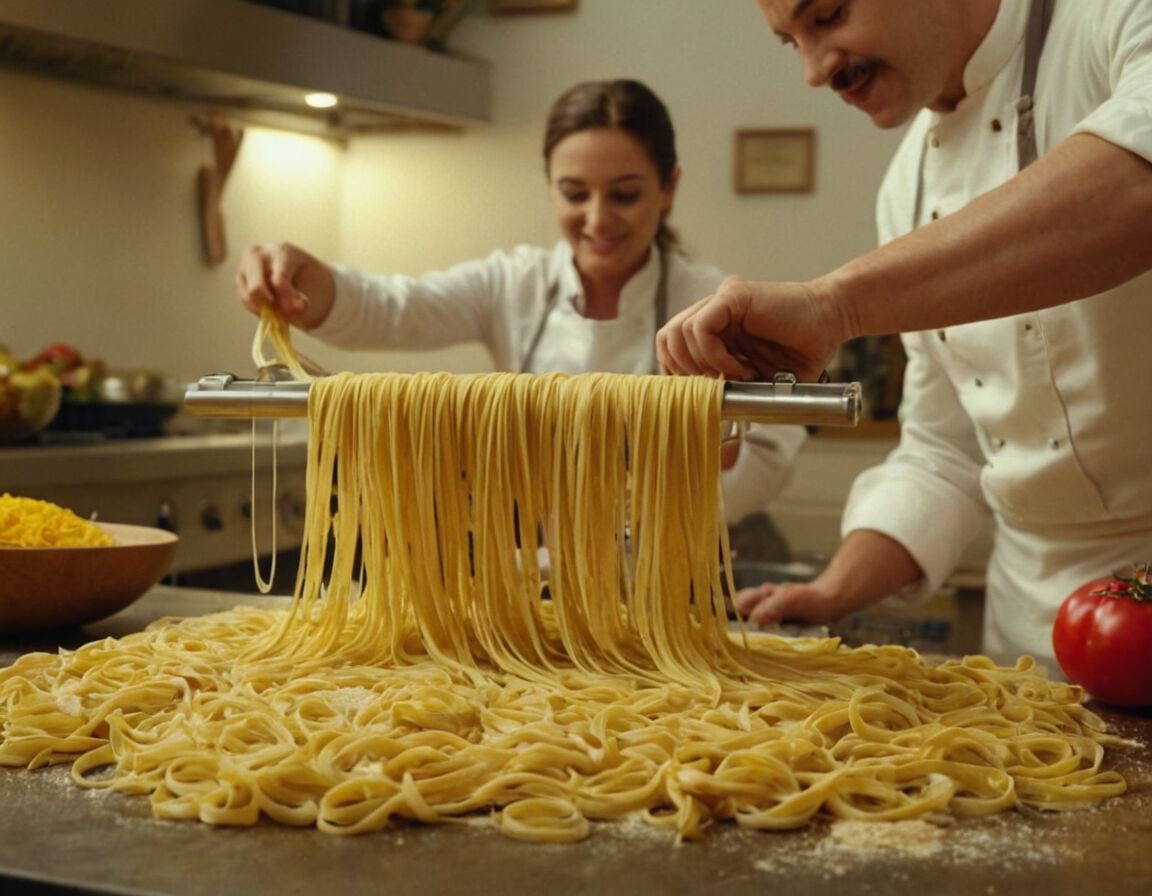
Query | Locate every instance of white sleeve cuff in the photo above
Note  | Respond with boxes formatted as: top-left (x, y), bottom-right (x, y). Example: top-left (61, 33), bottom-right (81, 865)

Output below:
top-left (841, 465), bottom-right (990, 603)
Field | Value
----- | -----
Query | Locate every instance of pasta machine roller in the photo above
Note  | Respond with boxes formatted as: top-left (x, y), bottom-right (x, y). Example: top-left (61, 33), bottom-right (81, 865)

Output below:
top-left (183, 371), bottom-right (862, 428)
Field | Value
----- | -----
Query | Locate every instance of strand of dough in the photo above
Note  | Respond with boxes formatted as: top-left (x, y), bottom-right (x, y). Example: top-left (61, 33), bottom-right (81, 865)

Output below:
top-left (0, 368), bottom-right (1134, 844)
top-left (248, 303), bottom-right (323, 591)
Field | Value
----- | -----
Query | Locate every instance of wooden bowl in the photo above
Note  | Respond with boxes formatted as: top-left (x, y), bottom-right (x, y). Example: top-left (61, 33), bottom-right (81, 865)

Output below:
top-left (0, 523), bottom-right (179, 631)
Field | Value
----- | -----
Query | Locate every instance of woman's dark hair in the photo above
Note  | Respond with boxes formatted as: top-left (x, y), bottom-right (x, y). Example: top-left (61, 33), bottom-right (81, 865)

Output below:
top-left (543, 79), bottom-right (682, 255)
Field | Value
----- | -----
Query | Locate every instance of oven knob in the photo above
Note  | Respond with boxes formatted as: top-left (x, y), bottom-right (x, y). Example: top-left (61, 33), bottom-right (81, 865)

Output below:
top-left (200, 503), bottom-right (224, 532)
top-left (278, 491), bottom-right (305, 526)
top-left (156, 500), bottom-right (178, 533)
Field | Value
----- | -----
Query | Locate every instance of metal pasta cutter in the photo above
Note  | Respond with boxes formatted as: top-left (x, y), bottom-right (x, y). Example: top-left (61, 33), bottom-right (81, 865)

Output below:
top-left (183, 370), bottom-right (862, 429)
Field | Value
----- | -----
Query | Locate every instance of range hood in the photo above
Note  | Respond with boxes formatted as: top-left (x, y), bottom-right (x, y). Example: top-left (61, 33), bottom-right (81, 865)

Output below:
top-left (0, 0), bottom-right (491, 133)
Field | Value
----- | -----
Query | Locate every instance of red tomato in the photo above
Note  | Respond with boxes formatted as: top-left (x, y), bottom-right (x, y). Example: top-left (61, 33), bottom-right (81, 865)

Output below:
top-left (1052, 564), bottom-right (1152, 707)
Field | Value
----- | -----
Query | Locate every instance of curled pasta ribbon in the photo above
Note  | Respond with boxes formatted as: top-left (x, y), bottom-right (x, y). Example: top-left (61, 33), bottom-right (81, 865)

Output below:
top-left (498, 797), bottom-right (590, 843)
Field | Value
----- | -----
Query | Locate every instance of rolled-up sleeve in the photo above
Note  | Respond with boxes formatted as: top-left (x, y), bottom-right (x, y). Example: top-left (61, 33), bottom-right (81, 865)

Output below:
top-left (1067, 0), bottom-right (1152, 164)
top-left (841, 332), bottom-right (992, 600)
top-left (314, 259), bottom-right (499, 351)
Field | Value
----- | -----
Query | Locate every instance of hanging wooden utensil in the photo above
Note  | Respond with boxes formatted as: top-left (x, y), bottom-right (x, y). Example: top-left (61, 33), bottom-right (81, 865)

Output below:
top-left (193, 115), bottom-right (245, 267)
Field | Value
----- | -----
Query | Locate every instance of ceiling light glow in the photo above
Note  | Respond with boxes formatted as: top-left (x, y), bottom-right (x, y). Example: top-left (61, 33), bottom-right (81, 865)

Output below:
top-left (304, 92), bottom-right (339, 109)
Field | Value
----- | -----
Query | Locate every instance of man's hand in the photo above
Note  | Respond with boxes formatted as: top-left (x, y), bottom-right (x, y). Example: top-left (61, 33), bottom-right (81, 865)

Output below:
top-left (656, 276), bottom-right (845, 383)
top-left (734, 530), bottom-right (926, 628)
top-left (734, 579), bottom-right (843, 627)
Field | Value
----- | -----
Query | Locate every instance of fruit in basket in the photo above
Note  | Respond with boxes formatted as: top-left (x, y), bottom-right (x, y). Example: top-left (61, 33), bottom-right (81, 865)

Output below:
top-left (25, 341), bottom-right (105, 402)
top-left (0, 345), bottom-right (20, 377)
top-left (27, 341), bottom-right (82, 371)
top-left (0, 363), bottom-right (63, 442)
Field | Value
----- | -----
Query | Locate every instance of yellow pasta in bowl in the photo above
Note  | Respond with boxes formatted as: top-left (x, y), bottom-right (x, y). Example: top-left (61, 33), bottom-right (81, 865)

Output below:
top-left (0, 495), bottom-right (178, 631)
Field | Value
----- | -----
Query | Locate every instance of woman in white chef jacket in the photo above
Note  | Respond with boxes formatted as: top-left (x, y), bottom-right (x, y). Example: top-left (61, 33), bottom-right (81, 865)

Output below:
top-left (236, 79), bottom-right (807, 557)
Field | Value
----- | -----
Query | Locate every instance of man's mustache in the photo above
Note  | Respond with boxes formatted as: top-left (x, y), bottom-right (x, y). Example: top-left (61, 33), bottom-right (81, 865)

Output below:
top-left (831, 57), bottom-right (881, 92)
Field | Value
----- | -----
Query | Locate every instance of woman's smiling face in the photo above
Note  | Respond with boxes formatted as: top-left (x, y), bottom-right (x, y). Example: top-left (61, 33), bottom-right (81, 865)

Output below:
top-left (548, 127), bottom-right (679, 291)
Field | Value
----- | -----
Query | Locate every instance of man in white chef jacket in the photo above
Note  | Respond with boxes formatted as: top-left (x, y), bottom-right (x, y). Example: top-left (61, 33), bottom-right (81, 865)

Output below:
top-left (658, 0), bottom-right (1152, 672)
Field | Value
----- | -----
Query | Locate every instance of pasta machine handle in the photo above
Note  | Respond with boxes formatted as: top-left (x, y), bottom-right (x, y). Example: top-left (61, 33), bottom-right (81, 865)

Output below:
top-left (723, 374), bottom-right (862, 427)
top-left (184, 372), bottom-right (312, 418)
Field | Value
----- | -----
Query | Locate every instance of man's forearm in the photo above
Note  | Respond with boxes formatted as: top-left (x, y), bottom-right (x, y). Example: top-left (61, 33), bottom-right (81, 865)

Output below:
top-left (817, 529), bottom-right (924, 617)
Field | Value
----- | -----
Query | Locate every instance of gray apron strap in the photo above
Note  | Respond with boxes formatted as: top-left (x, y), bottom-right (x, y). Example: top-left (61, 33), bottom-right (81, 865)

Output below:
top-left (649, 250), bottom-right (670, 374)
top-left (912, 0), bottom-right (1055, 229)
top-left (518, 280), bottom-right (559, 373)
top-left (1016, 0), bottom-right (1055, 169)
top-left (519, 250), bottom-right (670, 374)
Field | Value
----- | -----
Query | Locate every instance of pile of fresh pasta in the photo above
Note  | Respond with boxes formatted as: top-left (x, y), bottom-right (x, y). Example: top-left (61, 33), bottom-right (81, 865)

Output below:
top-left (0, 492), bottom-right (114, 548)
top-left (0, 369), bottom-right (1131, 842)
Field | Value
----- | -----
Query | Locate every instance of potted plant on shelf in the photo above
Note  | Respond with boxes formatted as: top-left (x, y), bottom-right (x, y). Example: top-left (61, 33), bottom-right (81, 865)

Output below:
top-left (352, 0), bottom-right (471, 49)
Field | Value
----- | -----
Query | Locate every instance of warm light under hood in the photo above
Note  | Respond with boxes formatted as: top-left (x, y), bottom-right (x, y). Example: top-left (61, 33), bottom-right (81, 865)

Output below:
top-left (0, 0), bottom-right (491, 134)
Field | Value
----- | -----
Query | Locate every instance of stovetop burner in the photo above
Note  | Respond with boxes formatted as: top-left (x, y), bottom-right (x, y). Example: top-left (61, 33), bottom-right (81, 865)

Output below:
top-left (43, 399), bottom-right (179, 440)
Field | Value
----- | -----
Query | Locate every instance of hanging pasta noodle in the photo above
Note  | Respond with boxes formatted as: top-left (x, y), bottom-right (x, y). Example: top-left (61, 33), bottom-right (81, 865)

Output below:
top-left (252, 302), bottom-right (321, 382)
top-left (0, 353), bottom-right (1136, 843)
top-left (248, 303), bottom-right (323, 592)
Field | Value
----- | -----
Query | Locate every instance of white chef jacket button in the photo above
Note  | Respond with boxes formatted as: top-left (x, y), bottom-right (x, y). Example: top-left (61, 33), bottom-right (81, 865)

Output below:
top-left (991, 118), bottom-right (1003, 132)
top-left (1049, 438), bottom-right (1061, 450)
top-left (993, 437), bottom-right (1006, 450)
top-left (931, 137), bottom-right (940, 149)
top-left (974, 378), bottom-right (983, 387)
top-left (1024, 322), bottom-right (1033, 332)
top-left (931, 210), bottom-right (941, 220)
top-left (937, 330), bottom-right (946, 342)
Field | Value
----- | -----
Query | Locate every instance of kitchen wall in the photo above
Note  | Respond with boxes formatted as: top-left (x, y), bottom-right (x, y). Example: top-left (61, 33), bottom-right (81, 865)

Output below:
top-left (0, 0), bottom-right (902, 382)
top-left (0, 69), bottom-right (345, 380)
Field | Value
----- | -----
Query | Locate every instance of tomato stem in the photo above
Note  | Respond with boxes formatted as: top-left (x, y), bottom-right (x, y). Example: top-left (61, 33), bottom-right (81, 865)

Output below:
top-left (1107, 562), bottom-right (1152, 602)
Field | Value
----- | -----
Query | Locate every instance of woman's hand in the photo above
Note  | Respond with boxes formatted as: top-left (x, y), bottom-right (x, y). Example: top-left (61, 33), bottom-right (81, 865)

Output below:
top-left (720, 435), bottom-right (741, 470)
top-left (235, 241), bottom-right (337, 330)
top-left (657, 275), bottom-right (846, 383)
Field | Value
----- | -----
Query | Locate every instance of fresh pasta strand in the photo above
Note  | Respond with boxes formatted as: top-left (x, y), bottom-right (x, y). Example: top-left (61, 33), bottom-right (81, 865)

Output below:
top-left (0, 369), bottom-right (1136, 845)
top-left (247, 416), bottom-right (283, 595)
top-left (247, 303), bottom-right (321, 593)
top-left (251, 303), bottom-right (320, 382)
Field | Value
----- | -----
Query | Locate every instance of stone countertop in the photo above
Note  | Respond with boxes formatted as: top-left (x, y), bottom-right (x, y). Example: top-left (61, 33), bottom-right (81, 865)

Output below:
top-left (1, 586), bottom-right (1149, 896)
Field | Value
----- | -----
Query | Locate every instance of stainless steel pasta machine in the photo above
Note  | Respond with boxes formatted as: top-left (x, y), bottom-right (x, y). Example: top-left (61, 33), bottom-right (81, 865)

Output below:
top-left (183, 370), bottom-right (862, 428)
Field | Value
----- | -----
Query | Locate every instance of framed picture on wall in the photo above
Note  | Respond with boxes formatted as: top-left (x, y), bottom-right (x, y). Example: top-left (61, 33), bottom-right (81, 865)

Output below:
top-left (734, 128), bottom-right (815, 194)
top-left (489, 0), bottom-right (577, 12)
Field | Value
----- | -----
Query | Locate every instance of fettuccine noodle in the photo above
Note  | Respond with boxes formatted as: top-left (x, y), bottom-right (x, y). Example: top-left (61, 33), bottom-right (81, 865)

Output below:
top-left (0, 368), bottom-right (1132, 843)
top-left (248, 303), bottom-right (321, 592)
top-left (252, 303), bottom-right (318, 382)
